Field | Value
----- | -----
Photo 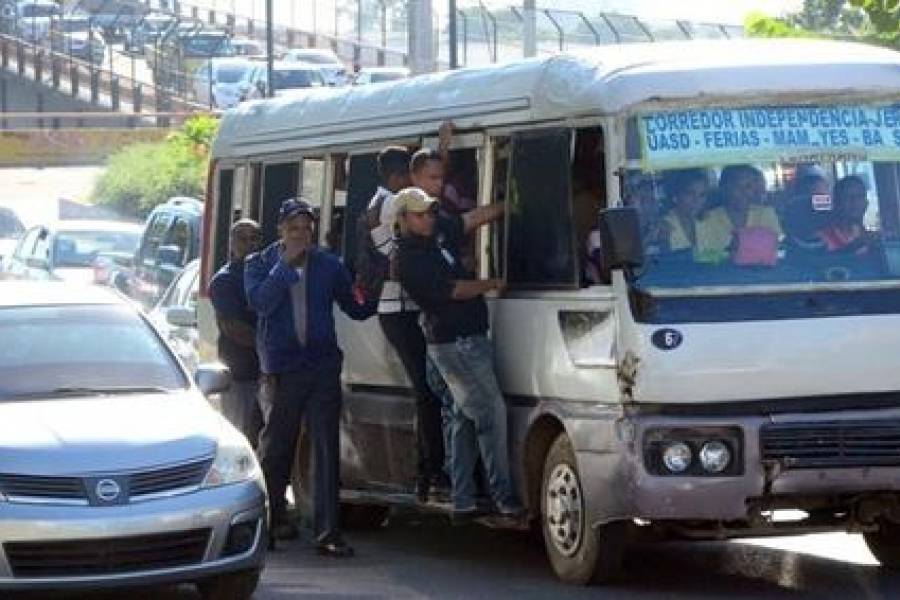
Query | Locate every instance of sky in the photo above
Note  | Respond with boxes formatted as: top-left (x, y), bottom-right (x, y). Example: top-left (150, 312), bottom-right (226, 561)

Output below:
top-left (469, 0), bottom-right (805, 25)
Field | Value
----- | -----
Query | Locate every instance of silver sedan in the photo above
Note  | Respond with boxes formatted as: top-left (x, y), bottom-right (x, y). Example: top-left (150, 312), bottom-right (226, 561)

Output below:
top-left (0, 282), bottom-right (267, 598)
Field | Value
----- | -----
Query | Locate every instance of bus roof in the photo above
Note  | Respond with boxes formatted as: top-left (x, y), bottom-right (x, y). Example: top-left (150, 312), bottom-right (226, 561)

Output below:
top-left (212, 38), bottom-right (900, 160)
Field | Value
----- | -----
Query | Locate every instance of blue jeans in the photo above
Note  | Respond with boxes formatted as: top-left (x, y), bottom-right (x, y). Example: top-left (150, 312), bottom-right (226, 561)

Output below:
top-left (425, 355), bottom-right (453, 478)
top-left (428, 335), bottom-right (519, 512)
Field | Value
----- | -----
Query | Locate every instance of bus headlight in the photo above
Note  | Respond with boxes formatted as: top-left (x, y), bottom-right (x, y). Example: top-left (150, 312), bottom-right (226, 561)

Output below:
top-left (699, 441), bottom-right (732, 474)
top-left (661, 442), bottom-right (692, 473)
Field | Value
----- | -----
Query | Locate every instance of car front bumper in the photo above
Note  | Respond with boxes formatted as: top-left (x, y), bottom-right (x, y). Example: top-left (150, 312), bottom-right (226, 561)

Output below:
top-left (0, 478), bottom-right (267, 590)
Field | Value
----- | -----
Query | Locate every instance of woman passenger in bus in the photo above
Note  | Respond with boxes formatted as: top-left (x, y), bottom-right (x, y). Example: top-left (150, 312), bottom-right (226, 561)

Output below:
top-left (660, 168), bottom-right (708, 254)
top-left (695, 165), bottom-right (782, 263)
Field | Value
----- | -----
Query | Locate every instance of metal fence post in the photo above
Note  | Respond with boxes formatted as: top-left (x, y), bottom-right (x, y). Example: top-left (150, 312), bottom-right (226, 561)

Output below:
top-left (34, 50), bottom-right (43, 83)
top-left (70, 62), bottom-right (79, 97)
top-left (36, 91), bottom-right (44, 129)
top-left (133, 83), bottom-right (142, 113)
top-left (1, 38), bottom-right (8, 70)
top-left (51, 55), bottom-right (60, 89)
top-left (91, 70), bottom-right (99, 104)
top-left (111, 76), bottom-right (120, 111)
top-left (16, 40), bottom-right (24, 77)
top-left (0, 78), bottom-right (7, 129)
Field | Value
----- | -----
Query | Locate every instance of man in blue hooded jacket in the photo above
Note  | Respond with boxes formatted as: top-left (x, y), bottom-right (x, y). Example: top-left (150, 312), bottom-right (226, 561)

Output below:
top-left (245, 197), bottom-right (374, 557)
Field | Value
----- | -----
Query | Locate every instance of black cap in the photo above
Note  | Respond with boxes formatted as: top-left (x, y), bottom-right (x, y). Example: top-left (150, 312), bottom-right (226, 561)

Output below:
top-left (277, 197), bottom-right (316, 223)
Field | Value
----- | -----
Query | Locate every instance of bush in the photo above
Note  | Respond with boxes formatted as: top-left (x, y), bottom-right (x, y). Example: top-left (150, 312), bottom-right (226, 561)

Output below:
top-left (91, 115), bottom-right (219, 220)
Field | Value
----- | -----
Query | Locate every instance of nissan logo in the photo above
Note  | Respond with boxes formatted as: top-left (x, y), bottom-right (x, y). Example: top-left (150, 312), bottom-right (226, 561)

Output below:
top-left (95, 479), bottom-right (121, 502)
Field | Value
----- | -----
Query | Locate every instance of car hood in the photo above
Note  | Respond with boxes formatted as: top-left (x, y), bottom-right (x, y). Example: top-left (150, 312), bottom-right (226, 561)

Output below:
top-left (0, 393), bottom-right (224, 475)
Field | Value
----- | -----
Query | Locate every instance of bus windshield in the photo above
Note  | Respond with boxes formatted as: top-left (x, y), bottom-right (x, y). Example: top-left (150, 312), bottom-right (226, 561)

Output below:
top-left (628, 104), bottom-right (900, 291)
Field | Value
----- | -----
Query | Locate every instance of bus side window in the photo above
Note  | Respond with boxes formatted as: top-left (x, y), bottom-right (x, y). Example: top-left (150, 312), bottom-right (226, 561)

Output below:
top-left (489, 138), bottom-right (510, 279)
top-left (212, 167), bottom-right (234, 272)
top-left (572, 127), bottom-right (607, 285)
top-left (260, 161), bottom-right (300, 246)
top-left (326, 154), bottom-right (349, 255)
top-left (341, 153), bottom-right (380, 272)
top-left (506, 128), bottom-right (577, 288)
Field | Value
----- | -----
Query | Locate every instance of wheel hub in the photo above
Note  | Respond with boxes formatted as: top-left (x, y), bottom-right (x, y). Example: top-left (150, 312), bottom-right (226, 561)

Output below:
top-left (546, 463), bottom-right (583, 557)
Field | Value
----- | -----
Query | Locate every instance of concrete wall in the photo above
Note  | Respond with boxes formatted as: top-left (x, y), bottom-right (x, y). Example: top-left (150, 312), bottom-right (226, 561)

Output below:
top-left (0, 71), bottom-right (104, 128)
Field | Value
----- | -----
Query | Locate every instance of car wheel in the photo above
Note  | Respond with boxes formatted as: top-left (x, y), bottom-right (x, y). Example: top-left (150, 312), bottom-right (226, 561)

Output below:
top-left (865, 519), bottom-right (900, 568)
top-left (541, 432), bottom-right (626, 585)
top-left (197, 568), bottom-right (261, 600)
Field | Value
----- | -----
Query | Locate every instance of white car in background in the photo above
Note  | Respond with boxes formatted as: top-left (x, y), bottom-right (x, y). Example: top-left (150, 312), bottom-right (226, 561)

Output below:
top-left (148, 259), bottom-right (200, 374)
top-left (15, 0), bottom-right (60, 44)
top-left (230, 38), bottom-right (264, 58)
top-left (240, 61), bottom-right (326, 100)
top-left (353, 66), bottom-right (410, 85)
top-left (282, 48), bottom-right (347, 86)
top-left (194, 57), bottom-right (255, 109)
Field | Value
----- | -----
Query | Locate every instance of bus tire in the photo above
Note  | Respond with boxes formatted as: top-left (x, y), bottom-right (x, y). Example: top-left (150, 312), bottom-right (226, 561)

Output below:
top-left (541, 432), bottom-right (625, 585)
top-left (865, 520), bottom-right (900, 568)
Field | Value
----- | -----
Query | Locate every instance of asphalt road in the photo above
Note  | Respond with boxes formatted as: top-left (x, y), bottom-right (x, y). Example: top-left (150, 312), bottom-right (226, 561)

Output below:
top-left (11, 512), bottom-right (900, 600)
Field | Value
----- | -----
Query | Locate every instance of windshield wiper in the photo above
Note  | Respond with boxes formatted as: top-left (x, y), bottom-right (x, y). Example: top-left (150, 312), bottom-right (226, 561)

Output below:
top-left (5, 386), bottom-right (171, 400)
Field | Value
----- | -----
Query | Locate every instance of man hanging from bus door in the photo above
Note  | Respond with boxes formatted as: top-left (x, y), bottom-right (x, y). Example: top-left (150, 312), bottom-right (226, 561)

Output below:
top-left (395, 187), bottom-right (524, 526)
top-left (354, 146), bottom-right (449, 502)
top-left (246, 198), bottom-right (376, 557)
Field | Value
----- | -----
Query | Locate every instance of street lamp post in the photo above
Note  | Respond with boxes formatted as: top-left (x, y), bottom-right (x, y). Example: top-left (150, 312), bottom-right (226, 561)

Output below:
top-left (265, 0), bottom-right (273, 97)
top-left (449, 0), bottom-right (457, 69)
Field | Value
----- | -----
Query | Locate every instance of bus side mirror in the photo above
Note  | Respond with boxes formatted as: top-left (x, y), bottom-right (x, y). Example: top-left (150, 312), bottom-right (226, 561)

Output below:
top-left (598, 207), bottom-right (644, 270)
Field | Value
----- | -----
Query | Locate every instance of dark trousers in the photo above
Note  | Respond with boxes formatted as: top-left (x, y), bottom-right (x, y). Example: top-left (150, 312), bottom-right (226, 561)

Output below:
top-left (379, 311), bottom-right (445, 482)
top-left (258, 363), bottom-right (342, 543)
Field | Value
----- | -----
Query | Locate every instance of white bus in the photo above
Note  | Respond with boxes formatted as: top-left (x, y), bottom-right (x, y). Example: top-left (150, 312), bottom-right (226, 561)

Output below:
top-left (201, 38), bottom-right (900, 584)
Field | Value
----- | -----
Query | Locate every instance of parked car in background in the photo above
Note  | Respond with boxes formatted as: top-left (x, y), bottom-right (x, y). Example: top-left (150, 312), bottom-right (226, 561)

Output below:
top-left (230, 38), bottom-right (263, 58)
top-left (0, 207), bottom-right (24, 273)
top-left (148, 259), bottom-right (200, 373)
top-left (241, 61), bottom-right (325, 100)
top-left (15, 0), bottom-right (61, 44)
top-left (193, 57), bottom-right (254, 109)
top-left (124, 12), bottom-right (174, 54)
top-left (0, 282), bottom-right (266, 599)
top-left (130, 197), bottom-right (202, 308)
top-left (50, 15), bottom-right (106, 65)
top-left (150, 27), bottom-right (235, 95)
top-left (4, 220), bottom-right (142, 284)
top-left (353, 66), bottom-right (409, 85)
top-left (66, 0), bottom-right (146, 38)
top-left (282, 48), bottom-right (347, 85)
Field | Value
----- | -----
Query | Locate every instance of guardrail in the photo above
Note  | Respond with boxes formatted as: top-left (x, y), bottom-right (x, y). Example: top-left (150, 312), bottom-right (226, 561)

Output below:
top-left (0, 32), bottom-right (204, 124)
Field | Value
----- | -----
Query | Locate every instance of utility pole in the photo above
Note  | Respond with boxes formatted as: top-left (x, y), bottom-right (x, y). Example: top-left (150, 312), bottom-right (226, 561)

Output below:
top-left (449, 0), bottom-right (457, 69)
top-left (523, 0), bottom-right (537, 57)
top-left (408, 0), bottom-right (434, 74)
top-left (266, 0), bottom-right (274, 97)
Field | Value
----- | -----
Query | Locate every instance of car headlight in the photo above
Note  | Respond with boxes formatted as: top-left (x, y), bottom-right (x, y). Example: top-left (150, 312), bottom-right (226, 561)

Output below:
top-left (699, 441), bottom-right (732, 474)
top-left (661, 441), bottom-right (692, 473)
top-left (202, 434), bottom-right (260, 488)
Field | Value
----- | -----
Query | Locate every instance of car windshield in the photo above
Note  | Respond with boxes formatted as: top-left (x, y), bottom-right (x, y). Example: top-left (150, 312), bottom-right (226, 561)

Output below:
top-left (20, 4), bottom-right (58, 18)
top-left (274, 69), bottom-right (323, 89)
top-left (58, 19), bottom-right (90, 32)
top-left (182, 35), bottom-right (233, 56)
top-left (54, 230), bottom-right (140, 268)
top-left (0, 304), bottom-right (187, 398)
top-left (627, 104), bottom-right (900, 292)
top-left (215, 64), bottom-right (248, 83)
top-left (0, 209), bottom-right (23, 239)
top-left (293, 52), bottom-right (336, 65)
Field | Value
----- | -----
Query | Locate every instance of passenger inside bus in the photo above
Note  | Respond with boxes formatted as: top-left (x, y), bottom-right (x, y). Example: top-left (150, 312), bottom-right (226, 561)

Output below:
top-left (661, 168), bottom-right (709, 254)
top-left (695, 164), bottom-right (782, 263)
top-left (821, 175), bottom-right (872, 256)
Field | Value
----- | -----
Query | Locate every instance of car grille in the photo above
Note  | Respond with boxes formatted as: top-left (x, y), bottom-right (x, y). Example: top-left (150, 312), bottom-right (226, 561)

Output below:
top-left (760, 420), bottom-right (900, 469)
top-left (0, 474), bottom-right (84, 501)
top-left (4, 528), bottom-right (211, 577)
top-left (0, 458), bottom-right (211, 504)
top-left (130, 459), bottom-right (212, 499)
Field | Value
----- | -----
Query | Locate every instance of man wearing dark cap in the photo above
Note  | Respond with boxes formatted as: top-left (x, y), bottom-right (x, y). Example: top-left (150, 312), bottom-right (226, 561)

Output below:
top-left (245, 198), bottom-right (375, 557)
top-left (209, 219), bottom-right (263, 446)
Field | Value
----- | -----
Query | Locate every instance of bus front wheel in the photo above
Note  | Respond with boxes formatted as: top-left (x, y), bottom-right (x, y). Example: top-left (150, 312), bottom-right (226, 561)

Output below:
top-left (541, 432), bottom-right (625, 585)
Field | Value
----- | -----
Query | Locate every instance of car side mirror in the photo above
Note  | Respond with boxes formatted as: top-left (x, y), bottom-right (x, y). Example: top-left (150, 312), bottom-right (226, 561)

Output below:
top-left (598, 207), bottom-right (644, 270)
top-left (166, 305), bottom-right (197, 328)
top-left (194, 363), bottom-right (232, 395)
top-left (156, 244), bottom-right (182, 267)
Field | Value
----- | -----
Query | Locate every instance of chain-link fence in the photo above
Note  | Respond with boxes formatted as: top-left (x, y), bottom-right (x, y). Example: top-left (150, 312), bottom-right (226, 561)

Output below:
top-left (176, 0), bottom-right (743, 69)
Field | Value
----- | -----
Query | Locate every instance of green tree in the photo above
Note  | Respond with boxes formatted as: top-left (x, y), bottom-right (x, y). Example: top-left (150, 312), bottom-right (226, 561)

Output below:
top-left (848, 0), bottom-right (900, 45)
top-left (91, 115), bottom-right (219, 220)
top-left (746, 0), bottom-right (898, 48)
